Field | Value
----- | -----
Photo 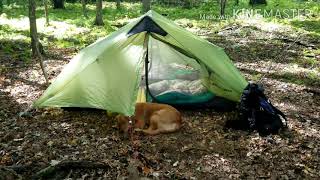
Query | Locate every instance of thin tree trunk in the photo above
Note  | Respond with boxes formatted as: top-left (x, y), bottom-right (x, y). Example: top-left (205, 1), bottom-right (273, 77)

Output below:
top-left (94, 0), bottom-right (104, 26)
top-left (43, 0), bottom-right (49, 25)
top-left (81, 0), bottom-right (88, 18)
top-left (28, 0), bottom-right (49, 84)
top-left (36, 44), bottom-right (49, 85)
top-left (142, 0), bottom-right (150, 13)
top-left (220, 0), bottom-right (227, 17)
top-left (29, 0), bottom-right (38, 57)
top-left (116, 0), bottom-right (121, 10)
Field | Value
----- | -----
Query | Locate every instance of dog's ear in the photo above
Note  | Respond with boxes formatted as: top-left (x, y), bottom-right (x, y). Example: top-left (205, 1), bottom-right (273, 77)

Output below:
top-left (117, 115), bottom-right (129, 132)
top-left (116, 115), bottom-right (130, 139)
top-left (114, 114), bottom-right (120, 121)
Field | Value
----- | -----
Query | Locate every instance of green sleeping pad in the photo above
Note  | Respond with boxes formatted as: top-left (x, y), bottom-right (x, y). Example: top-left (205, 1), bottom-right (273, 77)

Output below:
top-left (148, 91), bottom-right (215, 105)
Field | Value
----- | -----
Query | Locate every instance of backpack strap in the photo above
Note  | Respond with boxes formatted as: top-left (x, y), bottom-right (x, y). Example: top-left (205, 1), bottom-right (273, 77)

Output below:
top-left (269, 102), bottom-right (288, 127)
top-left (260, 97), bottom-right (288, 128)
top-left (248, 109), bottom-right (257, 130)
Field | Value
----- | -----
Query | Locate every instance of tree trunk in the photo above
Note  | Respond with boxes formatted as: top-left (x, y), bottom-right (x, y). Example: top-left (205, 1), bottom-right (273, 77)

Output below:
top-left (28, 0), bottom-right (49, 84)
top-left (81, 0), bottom-right (88, 18)
top-left (94, 0), bottom-right (104, 26)
top-left (142, 0), bottom-right (150, 13)
top-left (52, 0), bottom-right (65, 9)
top-left (43, 0), bottom-right (49, 25)
top-left (249, 0), bottom-right (267, 5)
top-left (0, 0), bottom-right (3, 13)
top-left (116, 0), bottom-right (121, 10)
top-left (220, 0), bottom-right (227, 17)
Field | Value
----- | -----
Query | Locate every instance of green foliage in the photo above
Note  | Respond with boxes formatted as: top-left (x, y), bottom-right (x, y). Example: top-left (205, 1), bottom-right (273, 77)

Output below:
top-left (251, 73), bottom-right (262, 82)
top-left (292, 49), bottom-right (320, 69)
top-left (0, 26), bottom-right (31, 63)
top-left (0, 25), bottom-right (29, 40)
top-left (280, 71), bottom-right (320, 87)
top-left (291, 19), bottom-right (320, 33)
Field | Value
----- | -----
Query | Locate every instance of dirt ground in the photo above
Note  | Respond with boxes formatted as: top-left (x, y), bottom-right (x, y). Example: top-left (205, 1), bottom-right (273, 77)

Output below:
top-left (0, 22), bottom-right (319, 179)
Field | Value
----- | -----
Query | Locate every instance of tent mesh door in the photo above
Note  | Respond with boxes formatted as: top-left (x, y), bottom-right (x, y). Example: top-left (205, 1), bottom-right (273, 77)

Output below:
top-left (145, 36), bottom-right (215, 105)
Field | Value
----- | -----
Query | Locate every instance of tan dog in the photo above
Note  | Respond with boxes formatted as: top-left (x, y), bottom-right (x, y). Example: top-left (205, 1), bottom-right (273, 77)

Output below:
top-left (116, 103), bottom-right (182, 135)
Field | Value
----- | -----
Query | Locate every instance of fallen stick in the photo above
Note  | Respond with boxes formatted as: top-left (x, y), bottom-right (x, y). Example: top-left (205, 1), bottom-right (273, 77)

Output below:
top-left (32, 160), bottom-right (111, 180)
top-left (304, 88), bottom-right (320, 95)
top-left (4, 164), bottom-right (34, 174)
top-left (277, 37), bottom-right (316, 48)
top-left (0, 167), bottom-right (23, 180)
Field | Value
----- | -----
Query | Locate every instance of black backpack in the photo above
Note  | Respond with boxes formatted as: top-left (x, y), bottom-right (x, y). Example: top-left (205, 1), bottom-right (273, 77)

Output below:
top-left (227, 83), bottom-right (288, 136)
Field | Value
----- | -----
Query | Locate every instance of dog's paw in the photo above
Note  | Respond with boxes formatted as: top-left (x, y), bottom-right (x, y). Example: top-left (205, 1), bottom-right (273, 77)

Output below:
top-left (134, 128), bottom-right (143, 132)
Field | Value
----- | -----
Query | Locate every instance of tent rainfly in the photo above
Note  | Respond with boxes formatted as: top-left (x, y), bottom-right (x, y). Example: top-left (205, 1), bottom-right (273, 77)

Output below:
top-left (34, 10), bottom-right (248, 116)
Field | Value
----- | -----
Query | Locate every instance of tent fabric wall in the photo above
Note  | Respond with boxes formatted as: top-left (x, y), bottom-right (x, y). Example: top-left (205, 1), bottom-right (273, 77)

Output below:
top-left (35, 32), bottom-right (147, 116)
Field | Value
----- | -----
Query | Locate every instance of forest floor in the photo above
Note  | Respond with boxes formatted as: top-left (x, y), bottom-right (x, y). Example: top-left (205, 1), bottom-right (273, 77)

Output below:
top-left (1, 4), bottom-right (320, 179)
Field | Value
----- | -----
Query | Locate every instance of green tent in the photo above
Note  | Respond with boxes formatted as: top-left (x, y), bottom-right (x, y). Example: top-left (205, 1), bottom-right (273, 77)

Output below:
top-left (34, 10), bottom-right (248, 116)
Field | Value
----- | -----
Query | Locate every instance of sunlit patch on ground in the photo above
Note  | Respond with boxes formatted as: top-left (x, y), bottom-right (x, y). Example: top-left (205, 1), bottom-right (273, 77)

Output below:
top-left (0, 15), bottom-right (90, 39)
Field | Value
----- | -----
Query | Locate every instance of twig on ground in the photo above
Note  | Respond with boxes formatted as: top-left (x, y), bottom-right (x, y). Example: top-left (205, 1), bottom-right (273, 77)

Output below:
top-left (304, 88), bottom-right (320, 95)
top-left (32, 160), bottom-right (111, 180)
top-left (0, 167), bottom-right (23, 180)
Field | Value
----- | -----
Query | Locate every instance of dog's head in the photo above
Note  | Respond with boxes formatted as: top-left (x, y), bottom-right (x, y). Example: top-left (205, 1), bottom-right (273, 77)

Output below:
top-left (116, 115), bottom-right (130, 134)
